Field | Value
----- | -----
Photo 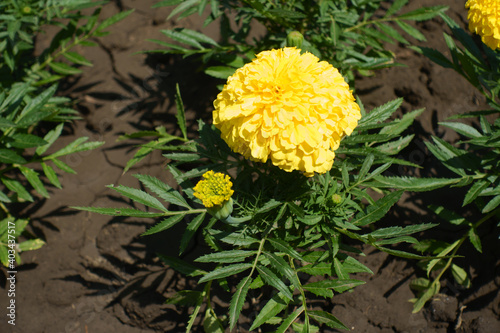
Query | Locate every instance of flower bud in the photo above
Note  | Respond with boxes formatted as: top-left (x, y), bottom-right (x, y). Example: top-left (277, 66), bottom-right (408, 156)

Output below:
top-left (208, 198), bottom-right (234, 220)
top-left (329, 193), bottom-right (343, 206)
top-left (286, 31), bottom-right (304, 48)
top-left (22, 6), bottom-right (32, 14)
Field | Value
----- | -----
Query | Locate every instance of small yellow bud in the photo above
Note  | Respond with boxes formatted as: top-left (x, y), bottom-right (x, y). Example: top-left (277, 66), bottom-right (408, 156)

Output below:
top-left (330, 194), bottom-right (343, 206)
top-left (22, 7), bottom-right (32, 14)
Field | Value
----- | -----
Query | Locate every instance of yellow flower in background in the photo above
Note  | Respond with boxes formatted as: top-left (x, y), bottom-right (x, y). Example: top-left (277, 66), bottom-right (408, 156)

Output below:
top-left (213, 47), bottom-right (361, 176)
top-left (193, 171), bottom-right (234, 208)
top-left (466, 0), bottom-right (500, 50)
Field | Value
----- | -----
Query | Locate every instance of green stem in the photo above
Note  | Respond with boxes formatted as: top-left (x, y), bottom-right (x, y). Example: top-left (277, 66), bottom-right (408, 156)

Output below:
top-left (435, 208), bottom-right (499, 282)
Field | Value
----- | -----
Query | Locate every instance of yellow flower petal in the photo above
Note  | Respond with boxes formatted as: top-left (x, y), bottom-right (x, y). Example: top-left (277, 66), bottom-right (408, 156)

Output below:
top-left (466, 0), bottom-right (500, 50)
top-left (213, 47), bottom-right (361, 176)
top-left (193, 171), bottom-right (234, 208)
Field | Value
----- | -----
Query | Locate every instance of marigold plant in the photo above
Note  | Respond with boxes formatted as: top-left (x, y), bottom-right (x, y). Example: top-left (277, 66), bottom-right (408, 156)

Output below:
top-left (466, 0), bottom-right (500, 50)
top-left (213, 47), bottom-right (361, 176)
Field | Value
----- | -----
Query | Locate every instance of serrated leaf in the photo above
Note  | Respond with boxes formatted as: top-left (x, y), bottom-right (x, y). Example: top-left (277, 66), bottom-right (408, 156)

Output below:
top-left (158, 254), bottom-right (205, 276)
top-left (48, 62), bottom-right (83, 75)
top-left (107, 184), bottom-right (166, 212)
top-left (2, 177), bottom-right (33, 202)
top-left (0, 149), bottom-right (27, 164)
top-left (179, 213), bottom-right (205, 255)
top-left (308, 310), bottom-right (348, 330)
top-left (142, 214), bottom-right (186, 236)
top-left (74, 206), bottom-right (165, 218)
top-left (482, 195), bottom-right (500, 213)
top-left (41, 162), bottom-right (62, 189)
top-left (468, 227), bottom-right (482, 253)
top-left (368, 223), bottom-right (437, 239)
top-left (133, 174), bottom-right (191, 209)
top-left (19, 166), bottom-right (49, 198)
top-left (198, 263), bottom-right (252, 284)
top-left (267, 238), bottom-right (303, 261)
top-left (161, 28), bottom-right (204, 49)
top-left (51, 158), bottom-right (76, 174)
top-left (62, 51), bottom-right (93, 66)
top-left (229, 276), bottom-right (252, 330)
top-left (352, 190), bottom-right (403, 226)
top-left (195, 249), bottom-right (255, 263)
top-left (250, 292), bottom-right (290, 331)
top-left (256, 265), bottom-right (294, 301)
top-left (376, 134), bottom-right (414, 155)
top-left (463, 180), bottom-right (490, 206)
top-left (396, 20), bottom-right (426, 41)
top-left (368, 176), bottom-right (458, 192)
top-left (174, 83), bottom-right (187, 140)
top-left (165, 290), bottom-right (202, 306)
top-left (263, 252), bottom-right (300, 290)
top-left (276, 306), bottom-right (304, 333)
top-left (357, 98), bottom-right (403, 129)
top-left (9, 133), bottom-right (47, 149)
top-left (36, 123), bottom-right (64, 156)
top-left (97, 9), bottom-right (134, 31)
top-left (398, 6), bottom-right (448, 21)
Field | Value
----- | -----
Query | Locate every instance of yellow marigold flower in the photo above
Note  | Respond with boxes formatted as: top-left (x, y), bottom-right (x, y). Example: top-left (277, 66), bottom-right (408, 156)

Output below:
top-left (466, 0), bottom-right (500, 50)
top-left (213, 47), bottom-right (361, 176)
top-left (193, 171), bottom-right (234, 208)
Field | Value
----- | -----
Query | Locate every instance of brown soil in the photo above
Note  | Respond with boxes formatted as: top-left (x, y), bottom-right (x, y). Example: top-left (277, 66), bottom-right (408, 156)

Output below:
top-left (1, 1), bottom-right (499, 332)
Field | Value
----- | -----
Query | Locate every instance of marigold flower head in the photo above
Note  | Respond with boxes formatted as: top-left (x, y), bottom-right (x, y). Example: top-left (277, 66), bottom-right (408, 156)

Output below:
top-left (193, 171), bottom-right (234, 208)
top-left (466, 0), bottom-right (500, 50)
top-left (213, 47), bottom-right (361, 177)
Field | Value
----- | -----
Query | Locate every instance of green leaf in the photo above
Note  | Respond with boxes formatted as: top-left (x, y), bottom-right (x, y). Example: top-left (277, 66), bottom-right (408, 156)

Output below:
top-left (48, 62), bottom-right (83, 75)
top-left (468, 227), bottom-right (482, 253)
top-left (133, 174), bottom-right (191, 209)
top-left (308, 310), bottom-right (348, 330)
top-left (357, 98), bottom-right (402, 129)
top-left (250, 292), bottom-right (290, 331)
top-left (166, 0), bottom-right (200, 19)
top-left (396, 20), bottom-right (426, 41)
top-left (398, 6), bottom-right (448, 21)
top-left (385, 0), bottom-right (409, 18)
top-left (451, 264), bottom-right (471, 288)
top-left (376, 135), bottom-right (414, 155)
top-left (0, 149), bottom-right (27, 164)
top-left (198, 263), bottom-right (252, 284)
top-left (142, 214), bottom-right (186, 236)
top-left (152, 0), bottom-right (184, 8)
top-left (174, 83), bottom-right (187, 140)
top-left (74, 206), bottom-right (165, 218)
top-left (18, 239), bottom-right (45, 252)
top-left (429, 205), bottom-right (467, 225)
top-left (463, 180), bottom-right (490, 206)
top-left (195, 250), bottom-right (255, 264)
top-left (229, 277), bottom-right (252, 330)
top-left (107, 184), bottom-right (167, 212)
top-left (19, 166), bottom-right (49, 198)
top-left (412, 280), bottom-right (440, 313)
top-left (482, 195), bottom-right (500, 213)
top-left (263, 252), bottom-right (301, 290)
top-left (180, 213), bottom-right (205, 255)
top-left (160, 28), bottom-right (204, 49)
top-left (51, 158), bottom-right (76, 174)
top-left (276, 306), bottom-right (304, 333)
top-left (41, 162), bottom-right (62, 189)
top-left (2, 177), bottom-right (33, 202)
top-left (368, 223), bottom-right (436, 239)
top-left (352, 190), bottom-right (403, 226)
top-left (203, 307), bottom-right (224, 333)
top-left (36, 123), bottom-right (64, 156)
top-left (158, 254), bottom-right (205, 276)
top-left (9, 134), bottom-right (47, 148)
top-left (205, 66), bottom-right (236, 79)
top-left (96, 9), bottom-right (134, 31)
top-left (165, 290), bottom-right (202, 306)
top-left (426, 240), bottom-right (459, 276)
top-left (357, 153), bottom-right (374, 182)
top-left (368, 176), bottom-right (458, 192)
top-left (256, 265), bottom-right (294, 301)
top-left (267, 238), bottom-right (303, 261)
top-left (62, 51), bottom-right (93, 66)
